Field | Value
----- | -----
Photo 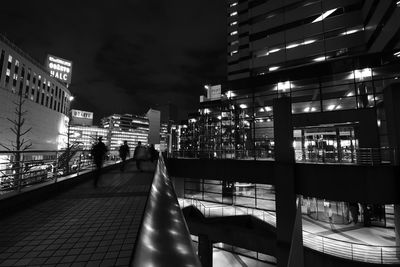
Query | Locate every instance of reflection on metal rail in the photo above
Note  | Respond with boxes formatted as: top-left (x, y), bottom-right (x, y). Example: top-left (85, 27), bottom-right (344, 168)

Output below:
top-left (132, 155), bottom-right (201, 266)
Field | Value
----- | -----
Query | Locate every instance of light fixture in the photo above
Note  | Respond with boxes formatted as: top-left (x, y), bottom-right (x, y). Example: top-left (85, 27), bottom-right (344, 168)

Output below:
top-left (265, 106), bottom-right (272, 112)
top-left (226, 90), bottom-right (236, 98)
top-left (204, 85), bottom-right (210, 90)
top-left (286, 43), bottom-right (300, 49)
top-left (259, 107), bottom-right (265, 112)
top-left (327, 104), bottom-right (335, 111)
top-left (303, 107), bottom-right (311, 112)
top-left (69, 96), bottom-right (74, 101)
top-left (312, 8), bottom-right (338, 23)
top-left (239, 104), bottom-right (247, 109)
top-left (269, 66), bottom-right (279, 71)
top-left (313, 56), bottom-right (326, 62)
top-left (394, 51), bottom-right (400, 57)
top-left (269, 48), bottom-right (280, 53)
top-left (277, 81), bottom-right (291, 91)
top-left (303, 39), bottom-right (316, 45)
top-left (346, 92), bottom-right (354, 97)
top-left (354, 68), bottom-right (372, 79)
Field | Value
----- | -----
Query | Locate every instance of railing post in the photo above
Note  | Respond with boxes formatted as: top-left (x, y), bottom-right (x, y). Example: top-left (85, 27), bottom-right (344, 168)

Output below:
top-left (381, 247), bottom-right (383, 264)
top-left (351, 243), bottom-right (353, 261)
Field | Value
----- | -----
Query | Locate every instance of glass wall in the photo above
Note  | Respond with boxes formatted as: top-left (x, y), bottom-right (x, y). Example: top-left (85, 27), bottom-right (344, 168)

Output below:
top-left (176, 63), bottom-right (398, 163)
top-left (184, 178), bottom-right (276, 212)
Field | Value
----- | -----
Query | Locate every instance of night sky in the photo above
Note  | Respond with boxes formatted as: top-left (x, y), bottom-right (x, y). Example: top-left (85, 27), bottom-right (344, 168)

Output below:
top-left (1, 1), bottom-right (226, 122)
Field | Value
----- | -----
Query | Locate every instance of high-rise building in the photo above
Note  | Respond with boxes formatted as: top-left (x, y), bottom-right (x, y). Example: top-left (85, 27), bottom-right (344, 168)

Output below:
top-left (100, 114), bottom-right (149, 153)
top-left (227, 0), bottom-right (400, 80)
top-left (170, 1), bottom-right (400, 266)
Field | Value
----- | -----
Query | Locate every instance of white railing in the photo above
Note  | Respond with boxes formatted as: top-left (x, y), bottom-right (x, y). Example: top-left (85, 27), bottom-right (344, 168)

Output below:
top-left (178, 198), bottom-right (400, 264)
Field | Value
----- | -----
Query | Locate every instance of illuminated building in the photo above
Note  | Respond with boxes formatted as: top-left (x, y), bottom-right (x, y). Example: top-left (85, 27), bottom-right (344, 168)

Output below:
top-left (0, 33), bottom-right (72, 151)
top-left (170, 1), bottom-right (400, 266)
top-left (69, 125), bottom-right (108, 150)
top-left (101, 114), bottom-right (149, 154)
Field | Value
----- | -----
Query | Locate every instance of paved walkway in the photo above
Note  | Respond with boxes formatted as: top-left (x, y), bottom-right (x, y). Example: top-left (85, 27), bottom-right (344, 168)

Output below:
top-left (0, 161), bottom-right (155, 267)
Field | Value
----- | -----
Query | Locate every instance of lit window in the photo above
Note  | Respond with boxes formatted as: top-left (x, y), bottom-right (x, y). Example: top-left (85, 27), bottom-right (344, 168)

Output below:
top-left (393, 51), bottom-right (400, 57)
top-left (8, 55), bottom-right (12, 62)
top-left (230, 21), bottom-right (238, 26)
top-left (230, 31), bottom-right (238, 36)
top-left (230, 40), bottom-right (239, 46)
top-left (230, 2), bottom-right (238, 7)
top-left (6, 69), bottom-right (10, 76)
top-left (269, 66), bottom-right (279, 71)
top-left (15, 60), bottom-right (19, 66)
top-left (230, 11), bottom-right (238, 16)
top-left (230, 50), bottom-right (238, 56)
top-left (312, 8), bottom-right (338, 23)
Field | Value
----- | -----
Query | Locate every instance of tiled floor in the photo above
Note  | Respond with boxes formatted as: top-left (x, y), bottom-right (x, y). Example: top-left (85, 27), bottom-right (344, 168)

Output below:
top-left (0, 161), bottom-right (155, 267)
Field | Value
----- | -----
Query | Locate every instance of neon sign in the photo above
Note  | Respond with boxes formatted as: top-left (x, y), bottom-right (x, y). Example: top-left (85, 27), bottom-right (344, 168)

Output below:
top-left (46, 55), bottom-right (73, 84)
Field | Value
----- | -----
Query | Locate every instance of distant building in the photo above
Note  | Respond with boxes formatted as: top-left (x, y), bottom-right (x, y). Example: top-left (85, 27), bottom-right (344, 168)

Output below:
top-left (70, 109), bottom-right (93, 126)
top-left (100, 114), bottom-right (149, 154)
top-left (69, 125), bottom-right (108, 150)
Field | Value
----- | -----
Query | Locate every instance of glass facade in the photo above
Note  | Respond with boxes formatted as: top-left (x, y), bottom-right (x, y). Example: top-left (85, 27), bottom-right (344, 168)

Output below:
top-left (184, 178), bottom-right (276, 212)
top-left (176, 61), bottom-right (399, 164)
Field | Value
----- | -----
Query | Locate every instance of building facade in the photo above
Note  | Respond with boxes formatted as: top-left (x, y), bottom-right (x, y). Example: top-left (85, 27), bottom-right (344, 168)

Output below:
top-left (0, 34), bottom-right (72, 151)
top-left (170, 1), bottom-right (400, 266)
top-left (100, 114), bottom-right (149, 154)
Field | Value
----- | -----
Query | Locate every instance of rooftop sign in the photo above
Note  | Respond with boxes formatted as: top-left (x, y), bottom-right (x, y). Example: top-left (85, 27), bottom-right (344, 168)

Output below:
top-left (46, 55), bottom-right (73, 84)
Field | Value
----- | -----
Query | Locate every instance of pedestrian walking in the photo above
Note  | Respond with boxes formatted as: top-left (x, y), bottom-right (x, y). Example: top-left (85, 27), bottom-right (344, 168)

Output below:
top-left (134, 141), bottom-right (147, 172)
top-left (119, 141), bottom-right (130, 172)
top-left (148, 144), bottom-right (158, 163)
top-left (91, 137), bottom-right (107, 187)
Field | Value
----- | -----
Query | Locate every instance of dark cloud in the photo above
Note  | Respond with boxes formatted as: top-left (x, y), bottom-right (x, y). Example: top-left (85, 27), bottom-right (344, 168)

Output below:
top-left (1, 0), bottom-right (226, 122)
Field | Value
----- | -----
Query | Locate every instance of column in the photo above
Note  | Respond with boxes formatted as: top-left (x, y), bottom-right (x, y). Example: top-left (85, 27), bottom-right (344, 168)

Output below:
top-left (383, 84), bottom-right (400, 251)
top-left (273, 96), bottom-right (297, 267)
top-left (198, 234), bottom-right (213, 267)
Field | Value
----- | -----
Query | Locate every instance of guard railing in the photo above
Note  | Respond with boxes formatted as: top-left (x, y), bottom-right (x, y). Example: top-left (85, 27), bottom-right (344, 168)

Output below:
top-left (0, 149), bottom-right (120, 193)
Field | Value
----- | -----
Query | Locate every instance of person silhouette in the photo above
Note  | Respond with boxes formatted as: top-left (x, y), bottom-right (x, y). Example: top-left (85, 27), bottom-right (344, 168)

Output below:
top-left (119, 140), bottom-right (130, 172)
top-left (91, 137), bottom-right (107, 187)
top-left (134, 141), bottom-right (146, 172)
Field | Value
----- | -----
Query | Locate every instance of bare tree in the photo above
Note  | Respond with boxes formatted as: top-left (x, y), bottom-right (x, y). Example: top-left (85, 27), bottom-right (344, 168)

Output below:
top-left (0, 92), bottom-right (32, 191)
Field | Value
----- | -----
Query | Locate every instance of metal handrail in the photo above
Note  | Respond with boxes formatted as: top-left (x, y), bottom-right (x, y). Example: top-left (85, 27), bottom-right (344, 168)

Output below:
top-left (132, 155), bottom-right (201, 266)
top-left (178, 198), bottom-right (400, 264)
top-left (0, 149), bottom-right (121, 193)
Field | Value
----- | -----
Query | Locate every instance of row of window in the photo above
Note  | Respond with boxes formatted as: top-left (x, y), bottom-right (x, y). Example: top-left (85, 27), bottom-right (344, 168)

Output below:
top-left (0, 48), bottom-right (71, 116)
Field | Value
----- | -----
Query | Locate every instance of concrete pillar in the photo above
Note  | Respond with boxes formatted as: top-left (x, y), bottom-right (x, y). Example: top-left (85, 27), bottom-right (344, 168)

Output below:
top-left (273, 96), bottom-right (297, 267)
top-left (383, 84), bottom-right (400, 251)
top-left (198, 234), bottom-right (213, 267)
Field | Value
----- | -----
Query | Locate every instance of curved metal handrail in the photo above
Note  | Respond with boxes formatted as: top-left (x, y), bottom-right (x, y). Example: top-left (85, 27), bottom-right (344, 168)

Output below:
top-left (131, 155), bottom-right (201, 267)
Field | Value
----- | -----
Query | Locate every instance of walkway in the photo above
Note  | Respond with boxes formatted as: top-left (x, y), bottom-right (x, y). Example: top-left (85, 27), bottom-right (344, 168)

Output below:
top-left (0, 161), bottom-right (155, 267)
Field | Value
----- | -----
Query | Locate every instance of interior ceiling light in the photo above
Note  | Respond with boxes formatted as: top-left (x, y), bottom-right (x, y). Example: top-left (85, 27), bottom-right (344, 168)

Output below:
top-left (269, 48), bottom-right (280, 53)
top-left (394, 51), bottom-right (400, 57)
top-left (239, 104), bottom-right (247, 109)
top-left (286, 43), bottom-right (300, 49)
top-left (265, 106), bottom-right (272, 112)
top-left (303, 39), bottom-right (316, 45)
top-left (312, 8), bottom-right (338, 23)
top-left (313, 56), bottom-right (327, 62)
top-left (269, 66), bottom-right (279, 71)
top-left (277, 81), bottom-right (291, 91)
